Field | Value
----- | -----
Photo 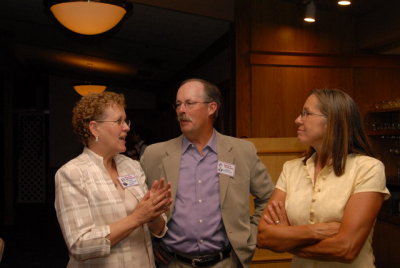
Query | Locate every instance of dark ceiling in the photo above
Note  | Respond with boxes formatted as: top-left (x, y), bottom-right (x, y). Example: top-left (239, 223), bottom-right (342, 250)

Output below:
top-left (284, 0), bottom-right (384, 14)
top-left (0, 0), bottom-right (233, 90)
top-left (1, 0), bottom-right (399, 91)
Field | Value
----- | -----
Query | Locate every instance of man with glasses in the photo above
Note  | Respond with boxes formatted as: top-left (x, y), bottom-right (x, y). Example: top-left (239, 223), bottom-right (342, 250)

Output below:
top-left (140, 78), bottom-right (274, 267)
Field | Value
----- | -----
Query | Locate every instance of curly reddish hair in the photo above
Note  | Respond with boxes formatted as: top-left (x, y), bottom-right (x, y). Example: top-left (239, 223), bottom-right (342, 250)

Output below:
top-left (72, 91), bottom-right (126, 146)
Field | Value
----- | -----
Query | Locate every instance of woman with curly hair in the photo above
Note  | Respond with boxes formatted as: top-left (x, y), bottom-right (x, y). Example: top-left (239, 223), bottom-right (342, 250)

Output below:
top-left (55, 91), bottom-right (171, 267)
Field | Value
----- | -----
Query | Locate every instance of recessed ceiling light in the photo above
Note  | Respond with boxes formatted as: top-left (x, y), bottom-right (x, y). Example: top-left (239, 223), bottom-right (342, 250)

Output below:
top-left (338, 1), bottom-right (351, 6)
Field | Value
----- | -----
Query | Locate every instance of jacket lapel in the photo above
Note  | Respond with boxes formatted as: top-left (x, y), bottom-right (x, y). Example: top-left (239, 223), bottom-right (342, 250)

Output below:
top-left (161, 136), bottom-right (183, 218)
top-left (216, 132), bottom-right (234, 207)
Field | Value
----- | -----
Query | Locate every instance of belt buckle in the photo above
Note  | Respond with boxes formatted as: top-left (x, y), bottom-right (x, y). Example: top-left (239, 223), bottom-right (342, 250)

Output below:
top-left (191, 258), bottom-right (202, 267)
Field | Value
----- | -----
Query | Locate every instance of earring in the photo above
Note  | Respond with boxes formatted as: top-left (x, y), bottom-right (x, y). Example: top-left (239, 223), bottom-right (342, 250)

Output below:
top-left (95, 136), bottom-right (99, 142)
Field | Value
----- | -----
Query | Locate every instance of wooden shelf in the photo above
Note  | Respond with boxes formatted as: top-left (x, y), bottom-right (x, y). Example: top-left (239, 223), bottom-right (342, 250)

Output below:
top-left (365, 108), bottom-right (400, 136)
top-left (367, 107), bottom-right (400, 113)
top-left (367, 130), bottom-right (400, 136)
top-left (365, 107), bottom-right (400, 228)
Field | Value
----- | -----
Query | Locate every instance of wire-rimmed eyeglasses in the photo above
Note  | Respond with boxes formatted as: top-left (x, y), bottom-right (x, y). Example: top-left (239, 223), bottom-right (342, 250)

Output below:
top-left (299, 110), bottom-right (326, 119)
top-left (173, 101), bottom-right (212, 110)
top-left (96, 118), bottom-right (131, 127)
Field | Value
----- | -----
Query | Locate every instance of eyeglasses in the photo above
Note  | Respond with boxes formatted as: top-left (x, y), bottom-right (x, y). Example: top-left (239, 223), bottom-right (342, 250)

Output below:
top-left (96, 118), bottom-right (131, 127)
top-left (299, 110), bottom-right (326, 119)
top-left (173, 101), bottom-right (211, 110)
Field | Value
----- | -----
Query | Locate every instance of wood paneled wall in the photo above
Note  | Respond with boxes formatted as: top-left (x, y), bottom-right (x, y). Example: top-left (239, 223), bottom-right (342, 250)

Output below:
top-left (251, 65), bottom-right (354, 137)
top-left (245, 137), bottom-right (307, 267)
top-left (235, 0), bottom-right (400, 138)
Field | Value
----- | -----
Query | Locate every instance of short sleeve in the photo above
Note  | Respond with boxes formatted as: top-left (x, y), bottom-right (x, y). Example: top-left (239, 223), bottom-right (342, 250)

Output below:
top-left (275, 161), bottom-right (289, 193)
top-left (354, 157), bottom-right (390, 200)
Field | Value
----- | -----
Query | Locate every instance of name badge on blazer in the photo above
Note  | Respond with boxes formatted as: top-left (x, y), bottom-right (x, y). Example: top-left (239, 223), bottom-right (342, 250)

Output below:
top-left (217, 161), bottom-right (235, 177)
top-left (118, 174), bottom-right (139, 188)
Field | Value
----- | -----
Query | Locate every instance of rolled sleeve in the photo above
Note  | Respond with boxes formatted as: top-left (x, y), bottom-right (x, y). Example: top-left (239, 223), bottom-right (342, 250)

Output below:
top-left (150, 213), bottom-right (168, 238)
top-left (55, 167), bottom-right (111, 261)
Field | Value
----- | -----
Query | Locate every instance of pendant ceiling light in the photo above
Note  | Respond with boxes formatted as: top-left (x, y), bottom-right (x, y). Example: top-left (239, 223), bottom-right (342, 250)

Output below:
top-left (304, 0), bottom-right (316, 23)
top-left (74, 62), bottom-right (107, 96)
top-left (44, 0), bottom-right (132, 35)
top-left (74, 84), bottom-right (107, 96)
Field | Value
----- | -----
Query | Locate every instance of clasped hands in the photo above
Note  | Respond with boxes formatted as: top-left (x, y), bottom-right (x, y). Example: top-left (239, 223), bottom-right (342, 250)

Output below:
top-left (135, 178), bottom-right (172, 224)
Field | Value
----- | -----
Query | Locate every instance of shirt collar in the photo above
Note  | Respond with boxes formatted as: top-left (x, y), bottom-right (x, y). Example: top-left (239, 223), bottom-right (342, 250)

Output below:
top-left (84, 147), bottom-right (104, 164)
top-left (83, 147), bottom-right (122, 165)
top-left (305, 152), bottom-right (316, 167)
top-left (305, 152), bottom-right (334, 175)
top-left (182, 129), bottom-right (217, 154)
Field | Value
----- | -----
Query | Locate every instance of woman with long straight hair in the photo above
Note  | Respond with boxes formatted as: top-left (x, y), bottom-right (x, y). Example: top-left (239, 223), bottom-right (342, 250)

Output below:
top-left (257, 89), bottom-right (390, 267)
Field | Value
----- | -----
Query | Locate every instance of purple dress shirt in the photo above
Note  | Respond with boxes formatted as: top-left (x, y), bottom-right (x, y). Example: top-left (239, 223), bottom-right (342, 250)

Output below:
top-left (163, 132), bottom-right (230, 255)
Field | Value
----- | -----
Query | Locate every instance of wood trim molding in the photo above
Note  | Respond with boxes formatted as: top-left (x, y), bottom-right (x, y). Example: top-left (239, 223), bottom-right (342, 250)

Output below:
top-left (244, 137), bottom-right (307, 154)
top-left (251, 52), bottom-right (400, 68)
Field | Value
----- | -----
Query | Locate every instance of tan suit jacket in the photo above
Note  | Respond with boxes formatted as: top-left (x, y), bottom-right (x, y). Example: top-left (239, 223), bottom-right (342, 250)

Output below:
top-left (140, 131), bottom-right (274, 267)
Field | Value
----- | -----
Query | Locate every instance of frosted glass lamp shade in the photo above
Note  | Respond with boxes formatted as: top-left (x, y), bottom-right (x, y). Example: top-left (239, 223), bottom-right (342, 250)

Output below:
top-left (74, 84), bottom-right (107, 96)
top-left (47, 0), bottom-right (130, 35)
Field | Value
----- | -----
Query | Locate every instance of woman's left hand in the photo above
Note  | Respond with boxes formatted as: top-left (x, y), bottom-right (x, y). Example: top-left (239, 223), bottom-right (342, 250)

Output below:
top-left (263, 200), bottom-right (290, 226)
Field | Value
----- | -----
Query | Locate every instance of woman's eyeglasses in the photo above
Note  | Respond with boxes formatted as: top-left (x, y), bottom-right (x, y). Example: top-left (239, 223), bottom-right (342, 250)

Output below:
top-left (96, 118), bottom-right (131, 127)
top-left (299, 110), bottom-right (326, 119)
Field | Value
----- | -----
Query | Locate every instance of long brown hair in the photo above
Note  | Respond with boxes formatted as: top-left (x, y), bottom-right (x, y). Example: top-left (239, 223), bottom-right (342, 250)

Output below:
top-left (302, 89), bottom-right (374, 176)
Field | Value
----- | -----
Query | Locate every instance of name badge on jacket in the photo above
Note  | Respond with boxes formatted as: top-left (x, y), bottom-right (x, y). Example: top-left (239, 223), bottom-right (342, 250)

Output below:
top-left (118, 174), bottom-right (139, 188)
top-left (217, 161), bottom-right (235, 177)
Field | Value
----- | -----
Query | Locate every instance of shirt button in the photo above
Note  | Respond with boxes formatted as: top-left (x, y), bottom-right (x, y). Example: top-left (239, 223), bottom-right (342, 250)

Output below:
top-left (198, 199), bottom-right (202, 203)
top-left (312, 198), bottom-right (316, 202)
top-left (198, 180), bottom-right (202, 184)
top-left (199, 240), bottom-right (204, 244)
top-left (199, 219), bottom-right (203, 223)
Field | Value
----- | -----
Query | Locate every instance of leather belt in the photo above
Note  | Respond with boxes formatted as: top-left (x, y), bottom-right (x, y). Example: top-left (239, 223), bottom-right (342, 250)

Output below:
top-left (164, 244), bottom-right (231, 267)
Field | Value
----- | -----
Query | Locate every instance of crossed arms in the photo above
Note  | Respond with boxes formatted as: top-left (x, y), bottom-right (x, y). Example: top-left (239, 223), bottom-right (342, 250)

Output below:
top-left (257, 189), bottom-right (384, 262)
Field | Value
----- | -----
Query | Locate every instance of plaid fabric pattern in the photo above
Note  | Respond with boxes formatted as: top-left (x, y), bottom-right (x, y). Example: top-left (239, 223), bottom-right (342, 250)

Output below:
top-left (55, 147), bottom-right (162, 267)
